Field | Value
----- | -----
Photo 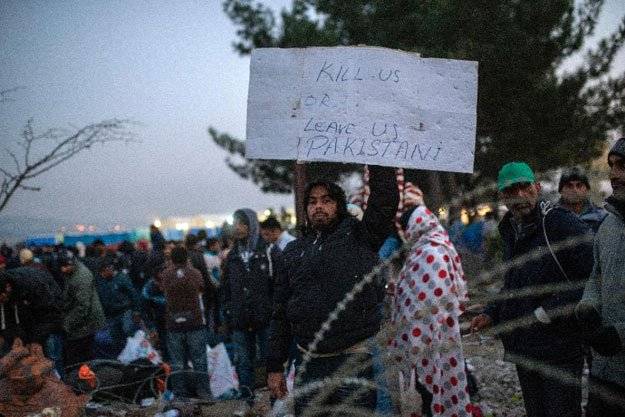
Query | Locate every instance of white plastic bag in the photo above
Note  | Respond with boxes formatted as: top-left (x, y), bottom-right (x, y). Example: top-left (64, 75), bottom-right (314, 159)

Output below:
top-left (117, 330), bottom-right (162, 365)
top-left (206, 343), bottom-right (239, 399)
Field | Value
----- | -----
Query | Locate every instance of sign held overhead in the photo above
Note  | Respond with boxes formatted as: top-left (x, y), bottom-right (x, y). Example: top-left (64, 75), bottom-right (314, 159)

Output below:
top-left (246, 46), bottom-right (478, 173)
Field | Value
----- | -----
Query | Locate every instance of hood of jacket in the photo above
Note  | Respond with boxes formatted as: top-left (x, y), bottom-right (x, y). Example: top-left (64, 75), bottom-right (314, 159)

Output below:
top-left (605, 196), bottom-right (625, 221)
top-left (233, 208), bottom-right (260, 254)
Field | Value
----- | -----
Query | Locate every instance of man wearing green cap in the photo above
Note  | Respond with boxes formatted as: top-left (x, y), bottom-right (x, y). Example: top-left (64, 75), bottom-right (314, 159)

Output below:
top-left (471, 161), bottom-right (593, 417)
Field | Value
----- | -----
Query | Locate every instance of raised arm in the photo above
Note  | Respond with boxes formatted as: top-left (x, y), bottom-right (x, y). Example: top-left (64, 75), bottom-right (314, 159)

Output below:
top-left (361, 166), bottom-right (399, 252)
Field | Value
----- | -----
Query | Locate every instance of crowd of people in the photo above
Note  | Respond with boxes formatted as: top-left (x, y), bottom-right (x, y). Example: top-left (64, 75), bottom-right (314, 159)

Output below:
top-left (1, 138), bottom-right (624, 417)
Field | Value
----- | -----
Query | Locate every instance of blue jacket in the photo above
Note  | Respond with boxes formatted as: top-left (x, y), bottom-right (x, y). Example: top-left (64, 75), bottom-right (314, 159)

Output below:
top-left (558, 198), bottom-right (608, 233)
top-left (95, 271), bottom-right (140, 319)
top-left (484, 202), bottom-right (593, 362)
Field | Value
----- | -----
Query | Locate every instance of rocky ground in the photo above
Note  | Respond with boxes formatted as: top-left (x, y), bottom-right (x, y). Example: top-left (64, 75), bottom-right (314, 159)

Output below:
top-left (463, 335), bottom-right (525, 417)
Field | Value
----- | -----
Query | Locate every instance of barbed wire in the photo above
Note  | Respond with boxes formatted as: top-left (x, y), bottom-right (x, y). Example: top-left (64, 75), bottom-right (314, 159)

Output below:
top-left (287, 179), bottom-right (616, 415)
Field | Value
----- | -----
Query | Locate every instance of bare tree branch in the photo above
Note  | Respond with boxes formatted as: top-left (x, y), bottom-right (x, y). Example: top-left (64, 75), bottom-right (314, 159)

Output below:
top-left (0, 116), bottom-right (138, 213)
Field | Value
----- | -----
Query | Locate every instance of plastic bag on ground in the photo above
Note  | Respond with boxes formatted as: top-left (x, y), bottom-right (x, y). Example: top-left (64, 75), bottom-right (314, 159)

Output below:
top-left (117, 330), bottom-right (162, 365)
top-left (206, 342), bottom-right (239, 399)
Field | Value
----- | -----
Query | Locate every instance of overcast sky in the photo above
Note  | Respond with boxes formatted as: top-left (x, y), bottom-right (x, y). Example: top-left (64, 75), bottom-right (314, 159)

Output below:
top-left (1, 0), bottom-right (623, 236)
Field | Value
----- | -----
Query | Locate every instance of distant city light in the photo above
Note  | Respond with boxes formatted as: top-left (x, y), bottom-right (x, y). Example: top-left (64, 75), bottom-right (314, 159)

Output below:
top-left (153, 219), bottom-right (162, 228)
top-left (226, 215), bottom-right (234, 225)
top-left (205, 220), bottom-right (215, 228)
top-left (175, 222), bottom-right (189, 231)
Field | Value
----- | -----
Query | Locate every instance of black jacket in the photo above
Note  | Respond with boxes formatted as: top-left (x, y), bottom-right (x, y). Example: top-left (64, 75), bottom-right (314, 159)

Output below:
top-left (267, 166), bottom-right (398, 372)
top-left (484, 202), bottom-right (593, 362)
top-left (221, 217), bottom-right (283, 331)
top-left (6, 266), bottom-right (64, 344)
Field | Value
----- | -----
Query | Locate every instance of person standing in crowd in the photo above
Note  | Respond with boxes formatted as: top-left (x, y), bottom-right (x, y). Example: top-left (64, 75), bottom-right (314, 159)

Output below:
top-left (159, 245), bottom-right (211, 400)
top-left (575, 138), bottom-right (625, 416)
top-left (203, 237), bottom-right (222, 333)
top-left (221, 208), bottom-right (283, 406)
top-left (129, 239), bottom-right (150, 290)
top-left (267, 165), bottom-right (398, 415)
top-left (2, 250), bottom-right (65, 377)
top-left (203, 237), bottom-right (222, 286)
top-left (391, 205), bottom-right (471, 417)
top-left (260, 216), bottom-right (296, 251)
top-left (557, 166), bottom-right (607, 233)
top-left (150, 224), bottom-right (166, 253)
top-left (0, 271), bottom-right (24, 357)
top-left (446, 207), bottom-right (465, 250)
top-left (60, 251), bottom-right (106, 367)
top-left (471, 162), bottom-right (593, 417)
top-left (185, 234), bottom-right (217, 341)
top-left (82, 244), bottom-right (102, 275)
top-left (94, 258), bottom-right (142, 357)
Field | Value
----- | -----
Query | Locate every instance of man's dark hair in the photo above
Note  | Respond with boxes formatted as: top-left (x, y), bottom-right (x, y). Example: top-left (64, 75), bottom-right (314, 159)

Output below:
top-left (92, 239), bottom-right (105, 247)
top-left (57, 250), bottom-right (76, 267)
top-left (559, 167), bottom-right (591, 192)
top-left (118, 240), bottom-right (134, 255)
top-left (184, 234), bottom-right (198, 249)
top-left (304, 181), bottom-right (348, 224)
top-left (98, 258), bottom-right (115, 272)
top-left (206, 237), bottom-right (220, 247)
top-left (171, 246), bottom-right (188, 265)
top-left (85, 245), bottom-right (97, 257)
top-left (260, 216), bottom-right (282, 231)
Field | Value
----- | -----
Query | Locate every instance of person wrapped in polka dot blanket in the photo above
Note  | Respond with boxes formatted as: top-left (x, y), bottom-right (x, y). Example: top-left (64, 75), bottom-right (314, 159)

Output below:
top-left (390, 205), bottom-right (474, 417)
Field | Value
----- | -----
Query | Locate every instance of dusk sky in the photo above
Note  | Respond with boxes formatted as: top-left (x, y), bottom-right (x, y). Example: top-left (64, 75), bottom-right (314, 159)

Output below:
top-left (1, 0), bottom-right (623, 238)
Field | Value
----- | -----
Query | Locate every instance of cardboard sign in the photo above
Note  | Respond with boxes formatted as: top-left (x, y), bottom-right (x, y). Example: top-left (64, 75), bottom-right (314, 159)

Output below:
top-left (246, 46), bottom-right (478, 173)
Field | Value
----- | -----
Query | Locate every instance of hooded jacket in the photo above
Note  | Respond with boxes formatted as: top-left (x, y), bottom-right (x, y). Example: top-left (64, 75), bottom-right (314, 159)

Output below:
top-left (221, 208), bottom-right (283, 331)
top-left (579, 197), bottom-right (625, 386)
top-left (267, 166), bottom-right (399, 372)
top-left (5, 266), bottom-right (64, 344)
top-left (484, 202), bottom-right (593, 362)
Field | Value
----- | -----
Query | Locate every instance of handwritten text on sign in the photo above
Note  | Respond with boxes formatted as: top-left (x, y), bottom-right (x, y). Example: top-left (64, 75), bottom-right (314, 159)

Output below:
top-left (245, 47), bottom-right (478, 173)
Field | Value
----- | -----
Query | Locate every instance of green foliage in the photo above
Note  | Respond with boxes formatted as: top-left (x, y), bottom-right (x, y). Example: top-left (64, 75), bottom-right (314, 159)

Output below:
top-left (212, 0), bottom-right (625, 195)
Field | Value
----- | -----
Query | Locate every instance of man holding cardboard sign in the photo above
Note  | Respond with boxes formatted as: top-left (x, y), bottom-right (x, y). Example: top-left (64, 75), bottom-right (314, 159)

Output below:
top-left (266, 165), bottom-right (399, 415)
top-left (246, 46), bottom-right (478, 415)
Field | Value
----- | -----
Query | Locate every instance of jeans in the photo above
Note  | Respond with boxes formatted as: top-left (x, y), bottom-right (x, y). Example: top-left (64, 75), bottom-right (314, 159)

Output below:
top-left (368, 339), bottom-right (393, 416)
top-left (515, 356), bottom-right (583, 417)
top-left (232, 327), bottom-right (269, 400)
top-left (167, 328), bottom-right (211, 399)
top-left (44, 333), bottom-right (65, 380)
top-left (294, 352), bottom-right (376, 417)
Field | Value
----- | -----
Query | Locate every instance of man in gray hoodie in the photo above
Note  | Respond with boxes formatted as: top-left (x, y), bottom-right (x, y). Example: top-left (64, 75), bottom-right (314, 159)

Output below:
top-left (221, 208), bottom-right (283, 405)
top-left (576, 137), bottom-right (625, 417)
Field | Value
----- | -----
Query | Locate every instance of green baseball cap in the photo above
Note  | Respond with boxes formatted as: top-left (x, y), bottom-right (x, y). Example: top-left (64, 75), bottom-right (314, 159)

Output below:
top-left (497, 162), bottom-right (536, 191)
